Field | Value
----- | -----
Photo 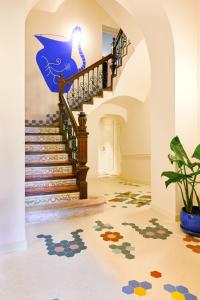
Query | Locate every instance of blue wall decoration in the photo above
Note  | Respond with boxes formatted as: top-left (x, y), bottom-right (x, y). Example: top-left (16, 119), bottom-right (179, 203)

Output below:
top-left (35, 26), bottom-right (86, 93)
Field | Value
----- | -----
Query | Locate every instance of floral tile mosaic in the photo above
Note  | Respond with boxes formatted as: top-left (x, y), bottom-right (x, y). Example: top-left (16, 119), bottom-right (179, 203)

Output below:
top-left (122, 280), bottom-right (152, 296)
top-left (25, 144), bottom-right (65, 152)
top-left (25, 192), bottom-right (80, 207)
top-left (164, 284), bottom-right (197, 300)
top-left (25, 165), bottom-right (72, 176)
top-left (100, 231), bottom-right (124, 242)
top-left (109, 242), bottom-right (135, 259)
top-left (37, 229), bottom-right (87, 257)
top-left (25, 127), bottom-right (60, 134)
top-left (93, 220), bottom-right (114, 231)
top-left (25, 179), bottom-right (76, 189)
top-left (122, 218), bottom-right (173, 239)
top-left (25, 135), bottom-right (63, 143)
top-left (150, 271), bottom-right (162, 278)
top-left (25, 153), bottom-right (68, 164)
top-left (183, 235), bottom-right (200, 254)
top-left (109, 191), bottom-right (151, 207)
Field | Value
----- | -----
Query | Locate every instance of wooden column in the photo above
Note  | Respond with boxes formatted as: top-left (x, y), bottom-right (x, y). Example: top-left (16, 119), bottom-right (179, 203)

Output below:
top-left (77, 112), bottom-right (89, 199)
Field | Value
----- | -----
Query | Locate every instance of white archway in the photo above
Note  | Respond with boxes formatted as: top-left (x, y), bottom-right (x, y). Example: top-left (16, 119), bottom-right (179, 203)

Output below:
top-left (97, 0), bottom-right (176, 218)
top-left (0, 0), bottom-right (177, 253)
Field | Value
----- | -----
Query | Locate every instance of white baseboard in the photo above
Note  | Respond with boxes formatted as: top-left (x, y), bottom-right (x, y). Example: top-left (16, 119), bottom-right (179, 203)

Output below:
top-left (0, 240), bottom-right (27, 255)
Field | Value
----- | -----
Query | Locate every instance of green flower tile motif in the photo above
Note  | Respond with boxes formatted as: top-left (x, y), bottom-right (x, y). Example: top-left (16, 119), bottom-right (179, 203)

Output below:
top-left (109, 242), bottom-right (135, 259)
top-left (122, 218), bottom-right (173, 240)
top-left (139, 195), bottom-right (151, 199)
top-left (126, 199), bottom-right (151, 207)
top-left (115, 192), bottom-right (140, 198)
top-left (93, 221), bottom-right (114, 231)
top-left (37, 229), bottom-right (87, 257)
top-left (109, 197), bottom-right (127, 203)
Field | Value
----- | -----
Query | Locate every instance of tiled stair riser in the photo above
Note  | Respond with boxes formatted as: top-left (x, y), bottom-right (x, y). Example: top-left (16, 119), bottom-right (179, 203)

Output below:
top-left (25, 192), bottom-right (80, 207)
top-left (25, 153), bottom-right (68, 164)
top-left (25, 179), bottom-right (76, 189)
top-left (25, 166), bottom-right (72, 176)
top-left (25, 135), bottom-right (63, 143)
top-left (25, 127), bottom-right (60, 134)
top-left (25, 144), bottom-right (65, 152)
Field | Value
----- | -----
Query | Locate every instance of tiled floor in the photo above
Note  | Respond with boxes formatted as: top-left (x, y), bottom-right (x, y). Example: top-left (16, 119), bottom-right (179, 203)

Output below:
top-left (0, 177), bottom-right (200, 300)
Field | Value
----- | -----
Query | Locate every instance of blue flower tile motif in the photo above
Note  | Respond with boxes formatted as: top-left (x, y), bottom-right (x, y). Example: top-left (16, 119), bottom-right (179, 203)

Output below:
top-left (128, 280), bottom-right (140, 288)
top-left (37, 229), bottom-right (87, 257)
top-left (122, 285), bottom-right (134, 295)
top-left (176, 286), bottom-right (189, 293)
top-left (140, 281), bottom-right (152, 289)
top-left (164, 284), bottom-right (197, 300)
top-left (164, 284), bottom-right (176, 292)
top-left (122, 280), bottom-right (152, 296)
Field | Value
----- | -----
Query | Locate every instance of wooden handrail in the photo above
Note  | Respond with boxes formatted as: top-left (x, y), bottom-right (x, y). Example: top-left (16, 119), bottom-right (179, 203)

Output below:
top-left (59, 93), bottom-right (78, 134)
top-left (114, 29), bottom-right (123, 47)
top-left (62, 53), bottom-right (113, 88)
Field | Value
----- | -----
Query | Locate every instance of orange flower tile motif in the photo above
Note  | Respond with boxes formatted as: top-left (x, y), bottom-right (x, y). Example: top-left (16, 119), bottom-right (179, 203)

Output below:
top-left (100, 231), bottom-right (123, 242)
top-left (183, 235), bottom-right (200, 243)
top-left (186, 244), bottom-right (200, 253)
top-left (150, 271), bottom-right (162, 278)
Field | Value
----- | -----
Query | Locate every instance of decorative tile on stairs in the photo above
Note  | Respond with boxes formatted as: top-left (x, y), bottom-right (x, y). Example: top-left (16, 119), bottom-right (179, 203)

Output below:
top-left (25, 153), bottom-right (68, 164)
top-left (25, 127), bottom-right (60, 134)
top-left (25, 165), bottom-right (72, 176)
top-left (25, 144), bottom-right (65, 152)
top-left (25, 192), bottom-right (80, 207)
top-left (25, 179), bottom-right (76, 189)
top-left (25, 135), bottom-right (63, 143)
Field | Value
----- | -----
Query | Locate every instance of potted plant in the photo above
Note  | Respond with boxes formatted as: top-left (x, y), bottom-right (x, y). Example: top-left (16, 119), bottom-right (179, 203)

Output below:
top-left (161, 136), bottom-right (200, 237)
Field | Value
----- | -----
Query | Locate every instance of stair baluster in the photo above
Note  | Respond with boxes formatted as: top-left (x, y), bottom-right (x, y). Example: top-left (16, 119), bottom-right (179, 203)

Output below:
top-left (58, 28), bottom-right (129, 199)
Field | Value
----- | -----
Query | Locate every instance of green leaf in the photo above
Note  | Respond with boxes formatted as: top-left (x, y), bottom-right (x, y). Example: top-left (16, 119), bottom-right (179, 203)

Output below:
top-left (161, 171), bottom-right (191, 188)
top-left (170, 136), bottom-right (191, 165)
top-left (168, 154), bottom-right (185, 168)
top-left (192, 144), bottom-right (200, 160)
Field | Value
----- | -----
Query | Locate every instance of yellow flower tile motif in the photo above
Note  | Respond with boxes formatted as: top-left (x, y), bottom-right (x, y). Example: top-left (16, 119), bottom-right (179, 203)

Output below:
top-left (134, 287), bottom-right (147, 296)
top-left (171, 291), bottom-right (185, 300)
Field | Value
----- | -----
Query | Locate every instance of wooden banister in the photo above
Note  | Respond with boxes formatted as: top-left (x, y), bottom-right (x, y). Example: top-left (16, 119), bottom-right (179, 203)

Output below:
top-left (58, 28), bottom-right (129, 199)
top-left (60, 53), bottom-right (113, 91)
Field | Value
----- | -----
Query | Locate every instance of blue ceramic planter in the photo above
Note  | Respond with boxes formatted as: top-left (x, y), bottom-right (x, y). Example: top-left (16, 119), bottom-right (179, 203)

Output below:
top-left (180, 206), bottom-right (200, 237)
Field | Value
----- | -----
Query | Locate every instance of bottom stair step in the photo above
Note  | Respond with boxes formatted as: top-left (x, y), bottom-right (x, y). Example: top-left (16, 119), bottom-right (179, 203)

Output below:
top-left (25, 192), bottom-right (80, 208)
top-left (26, 197), bottom-right (106, 224)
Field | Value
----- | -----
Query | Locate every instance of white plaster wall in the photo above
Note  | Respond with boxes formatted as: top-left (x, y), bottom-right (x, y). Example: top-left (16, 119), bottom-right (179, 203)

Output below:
top-left (26, 0), bottom-right (118, 120)
top-left (115, 97), bottom-right (151, 184)
top-left (160, 0), bottom-right (199, 214)
top-left (87, 103), bottom-right (127, 178)
top-left (86, 96), bottom-right (151, 184)
top-left (114, 40), bottom-right (150, 102)
top-left (0, 1), bottom-right (26, 253)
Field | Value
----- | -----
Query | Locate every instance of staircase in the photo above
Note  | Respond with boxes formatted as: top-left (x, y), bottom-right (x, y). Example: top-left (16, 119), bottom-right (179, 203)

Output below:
top-left (25, 29), bottom-right (130, 223)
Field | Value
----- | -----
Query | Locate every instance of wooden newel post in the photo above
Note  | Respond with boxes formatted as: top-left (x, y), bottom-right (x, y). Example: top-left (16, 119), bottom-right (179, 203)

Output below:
top-left (77, 112), bottom-right (89, 199)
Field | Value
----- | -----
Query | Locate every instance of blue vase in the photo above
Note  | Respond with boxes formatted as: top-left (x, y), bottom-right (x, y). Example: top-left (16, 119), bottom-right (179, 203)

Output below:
top-left (180, 206), bottom-right (200, 237)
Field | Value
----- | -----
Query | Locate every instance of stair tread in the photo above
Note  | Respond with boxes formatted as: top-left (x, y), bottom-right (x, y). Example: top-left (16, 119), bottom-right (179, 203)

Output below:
top-left (26, 197), bottom-right (105, 212)
top-left (26, 173), bottom-right (76, 181)
top-left (25, 133), bottom-right (61, 135)
top-left (25, 185), bottom-right (79, 196)
top-left (25, 152), bottom-right (67, 156)
top-left (25, 161), bottom-right (71, 167)
top-left (25, 151), bottom-right (66, 154)
top-left (25, 125), bottom-right (59, 128)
